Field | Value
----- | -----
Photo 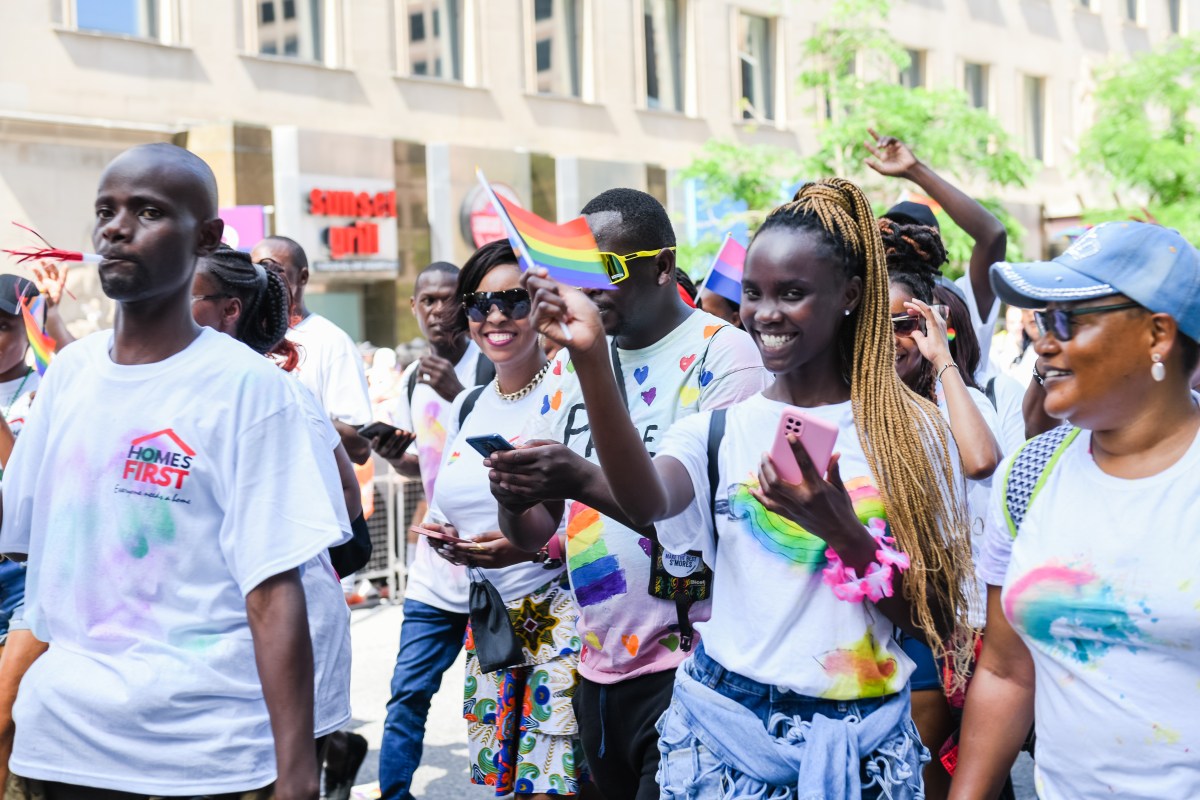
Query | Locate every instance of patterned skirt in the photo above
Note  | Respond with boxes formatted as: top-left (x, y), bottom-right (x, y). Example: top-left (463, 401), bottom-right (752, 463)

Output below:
top-left (463, 573), bottom-right (587, 796)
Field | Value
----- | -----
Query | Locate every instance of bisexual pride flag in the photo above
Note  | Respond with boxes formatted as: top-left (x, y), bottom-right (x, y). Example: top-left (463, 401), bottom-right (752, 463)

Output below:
top-left (476, 170), bottom-right (613, 290)
top-left (699, 235), bottom-right (746, 304)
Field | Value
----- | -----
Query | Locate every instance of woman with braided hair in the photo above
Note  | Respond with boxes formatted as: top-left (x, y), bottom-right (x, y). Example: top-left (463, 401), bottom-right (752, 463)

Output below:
top-left (521, 177), bottom-right (975, 798)
top-left (881, 220), bottom-right (1004, 799)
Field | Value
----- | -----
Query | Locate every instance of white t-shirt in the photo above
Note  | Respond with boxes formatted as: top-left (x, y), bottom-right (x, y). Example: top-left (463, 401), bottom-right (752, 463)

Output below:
top-left (0, 329), bottom-right (347, 794)
top-left (526, 310), bottom-right (770, 684)
top-left (655, 394), bottom-right (920, 698)
top-left (956, 272), bottom-right (999, 380)
top-left (292, 381), bottom-right (353, 738)
top-left (936, 385), bottom-right (1002, 627)
top-left (427, 377), bottom-right (568, 604)
top-left (0, 368), bottom-right (40, 484)
top-left (390, 343), bottom-right (481, 614)
top-left (984, 372), bottom-right (1027, 454)
top-left (288, 313), bottom-right (372, 426)
top-left (978, 430), bottom-right (1200, 799)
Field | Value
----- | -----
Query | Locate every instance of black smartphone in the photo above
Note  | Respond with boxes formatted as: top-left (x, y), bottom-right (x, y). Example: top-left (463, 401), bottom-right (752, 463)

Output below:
top-left (359, 421), bottom-right (409, 441)
top-left (466, 434), bottom-right (516, 458)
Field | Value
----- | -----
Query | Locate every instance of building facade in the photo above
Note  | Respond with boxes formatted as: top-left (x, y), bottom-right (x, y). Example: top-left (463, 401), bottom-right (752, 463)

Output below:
top-left (0, 0), bottom-right (1192, 344)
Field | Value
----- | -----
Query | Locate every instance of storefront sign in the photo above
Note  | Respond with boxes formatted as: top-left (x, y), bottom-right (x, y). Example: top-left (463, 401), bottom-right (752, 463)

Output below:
top-left (460, 183), bottom-right (522, 247)
top-left (308, 188), bottom-right (397, 262)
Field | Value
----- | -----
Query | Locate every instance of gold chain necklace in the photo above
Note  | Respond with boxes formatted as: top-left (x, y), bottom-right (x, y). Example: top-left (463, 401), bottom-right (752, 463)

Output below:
top-left (495, 360), bottom-right (552, 402)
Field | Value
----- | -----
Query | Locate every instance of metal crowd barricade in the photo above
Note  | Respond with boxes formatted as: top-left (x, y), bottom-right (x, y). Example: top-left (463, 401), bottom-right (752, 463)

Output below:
top-left (359, 459), bottom-right (426, 602)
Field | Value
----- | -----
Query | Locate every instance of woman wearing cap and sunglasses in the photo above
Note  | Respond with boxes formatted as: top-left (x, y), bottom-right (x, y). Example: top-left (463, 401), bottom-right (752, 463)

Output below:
top-left (950, 222), bottom-right (1200, 800)
top-left (417, 240), bottom-right (587, 799)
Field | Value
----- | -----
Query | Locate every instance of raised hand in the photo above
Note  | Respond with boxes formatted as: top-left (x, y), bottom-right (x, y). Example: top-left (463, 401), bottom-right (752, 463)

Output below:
top-left (905, 298), bottom-right (954, 372)
top-left (520, 268), bottom-right (605, 354)
top-left (31, 261), bottom-right (69, 307)
top-left (864, 128), bottom-right (919, 179)
top-left (416, 354), bottom-right (466, 402)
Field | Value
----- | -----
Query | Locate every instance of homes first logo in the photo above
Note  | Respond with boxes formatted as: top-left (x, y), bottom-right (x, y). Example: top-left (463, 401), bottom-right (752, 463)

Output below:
top-left (122, 429), bottom-right (196, 490)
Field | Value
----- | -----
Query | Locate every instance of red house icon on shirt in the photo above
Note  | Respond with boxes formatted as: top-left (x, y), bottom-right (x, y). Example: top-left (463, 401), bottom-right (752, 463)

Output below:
top-left (123, 429), bottom-right (196, 489)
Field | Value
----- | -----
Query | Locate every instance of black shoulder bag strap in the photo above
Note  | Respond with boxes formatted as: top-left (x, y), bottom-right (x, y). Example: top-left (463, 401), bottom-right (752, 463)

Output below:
top-left (984, 376), bottom-right (998, 411)
top-left (707, 408), bottom-right (727, 546)
top-left (457, 385), bottom-right (488, 428)
top-left (475, 356), bottom-right (496, 386)
top-left (406, 367), bottom-right (419, 405)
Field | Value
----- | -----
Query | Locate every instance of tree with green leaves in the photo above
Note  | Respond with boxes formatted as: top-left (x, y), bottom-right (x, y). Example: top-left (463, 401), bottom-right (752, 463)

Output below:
top-left (1076, 33), bottom-right (1200, 244)
top-left (678, 0), bottom-right (1031, 282)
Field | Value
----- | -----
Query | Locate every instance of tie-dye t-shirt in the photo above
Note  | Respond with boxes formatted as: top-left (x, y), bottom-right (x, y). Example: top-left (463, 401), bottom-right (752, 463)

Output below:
top-left (655, 395), bottom-right (918, 699)
top-left (0, 329), bottom-right (347, 794)
top-left (390, 342), bottom-right (481, 615)
top-left (525, 309), bottom-right (768, 684)
top-left (978, 429), bottom-right (1200, 799)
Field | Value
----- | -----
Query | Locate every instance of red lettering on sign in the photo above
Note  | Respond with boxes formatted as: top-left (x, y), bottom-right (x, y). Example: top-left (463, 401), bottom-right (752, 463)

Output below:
top-left (308, 189), bottom-right (397, 218)
top-left (328, 221), bottom-right (381, 259)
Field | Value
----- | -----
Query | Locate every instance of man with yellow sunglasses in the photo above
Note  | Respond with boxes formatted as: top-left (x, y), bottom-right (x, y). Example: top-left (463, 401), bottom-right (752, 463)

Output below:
top-left (489, 188), bottom-right (768, 800)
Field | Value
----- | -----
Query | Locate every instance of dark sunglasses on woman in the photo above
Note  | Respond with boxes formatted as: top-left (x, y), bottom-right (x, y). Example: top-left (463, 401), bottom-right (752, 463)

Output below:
top-left (1034, 302), bottom-right (1140, 342)
top-left (463, 288), bottom-right (533, 323)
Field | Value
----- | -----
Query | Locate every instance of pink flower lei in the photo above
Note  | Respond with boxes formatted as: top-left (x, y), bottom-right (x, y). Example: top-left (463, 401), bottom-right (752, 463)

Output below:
top-left (821, 517), bottom-right (911, 603)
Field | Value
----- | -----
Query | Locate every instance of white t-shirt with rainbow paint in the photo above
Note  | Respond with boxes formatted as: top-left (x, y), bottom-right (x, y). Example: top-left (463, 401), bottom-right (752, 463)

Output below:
top-left (655, 394), bottom-right (920, 698)
top-left (978, 428), bottom-right (1200, 799)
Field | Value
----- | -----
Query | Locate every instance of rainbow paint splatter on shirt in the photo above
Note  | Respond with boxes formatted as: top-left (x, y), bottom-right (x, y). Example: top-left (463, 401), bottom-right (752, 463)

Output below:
top-left (817, 631), bottom-right (903, 699)
top-left (727, 476), bottom-right (887, 568)
top-left (566, 502), bottom-right (627, 608)
top-left (1004, 564), bottom-right (1149, 664)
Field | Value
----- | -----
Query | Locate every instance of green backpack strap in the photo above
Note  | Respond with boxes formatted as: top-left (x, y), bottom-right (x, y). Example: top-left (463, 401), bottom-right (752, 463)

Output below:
top-left (1003, 425), bottom-right (1082, 539)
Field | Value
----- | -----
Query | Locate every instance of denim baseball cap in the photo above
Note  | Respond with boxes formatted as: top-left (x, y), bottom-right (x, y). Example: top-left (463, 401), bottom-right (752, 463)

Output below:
top-left (990, 221), bottom-right (1200, 341)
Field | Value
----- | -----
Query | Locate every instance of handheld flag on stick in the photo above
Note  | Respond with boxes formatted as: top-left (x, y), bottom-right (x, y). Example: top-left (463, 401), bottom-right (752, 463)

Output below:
top-left (699, 235), bottom-right (746, 305)
top-left (19, 295), bottom-right (55, 376)
top-left (3, 223), bottom-right (101, 266)
top-left (476, 170), bottom-right (612, 290)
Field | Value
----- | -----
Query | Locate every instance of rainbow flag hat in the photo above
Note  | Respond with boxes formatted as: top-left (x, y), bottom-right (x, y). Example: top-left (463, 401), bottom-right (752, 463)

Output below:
top-left (476, 170), bottom-right (614, 290)
top-left (699, 234), bottom-right (746, 304)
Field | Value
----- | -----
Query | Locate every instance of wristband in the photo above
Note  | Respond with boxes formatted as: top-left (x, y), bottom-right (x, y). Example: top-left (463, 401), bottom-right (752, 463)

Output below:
top-left (936, 362), bottom-right (960, 382)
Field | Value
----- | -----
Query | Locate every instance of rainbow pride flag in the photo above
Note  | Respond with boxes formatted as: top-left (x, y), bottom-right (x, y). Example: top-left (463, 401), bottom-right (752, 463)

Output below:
top-left (699, 234), bottom-right (746, 304)
top-left (476, 170), bottom-right (612, 290)
top-left (20, 295), bottom-right (55, 375)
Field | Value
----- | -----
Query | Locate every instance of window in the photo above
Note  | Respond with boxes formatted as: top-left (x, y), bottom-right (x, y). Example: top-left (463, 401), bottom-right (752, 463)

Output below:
top-left (74, 0), bottom-right (161, 39)
top-left (964, 62), bottom-right (988, 109)
top-left (529, 0), bottom-right (581, 97)
top-left (405, 1), bottom-right (462, 81)
top-left (1125, 0), bottom-right (1143, 23)
top-left (738, 12), bottom-right (775, 121)
top-left (1024, 75), bottom-right (1047, 162)
top-left (256, 0), bottom-right (323, 61)
top-left (899, 49), bottom-right (925, 89)
top-left (1169, 0), bottom-right (1184, 33)
top-left (644, 0), bottom-right (685, 112)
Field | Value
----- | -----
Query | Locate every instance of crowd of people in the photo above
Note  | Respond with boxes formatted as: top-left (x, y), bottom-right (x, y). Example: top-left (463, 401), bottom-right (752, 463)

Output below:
top-left (0, 136), bottom-right (1194, 800)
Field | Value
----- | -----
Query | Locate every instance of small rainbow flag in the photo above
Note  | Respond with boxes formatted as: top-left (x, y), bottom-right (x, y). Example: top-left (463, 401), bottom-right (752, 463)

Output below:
top-left (699, 235), bottom-right (746, 304)
top-left (476, 170), bottom-right (612, 290)
top-left (20, 295), bottom-right (55, 376)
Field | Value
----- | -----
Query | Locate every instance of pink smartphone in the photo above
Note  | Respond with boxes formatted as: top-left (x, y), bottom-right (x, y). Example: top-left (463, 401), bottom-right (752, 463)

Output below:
top-left (769, 407), bottom-right (839, 483)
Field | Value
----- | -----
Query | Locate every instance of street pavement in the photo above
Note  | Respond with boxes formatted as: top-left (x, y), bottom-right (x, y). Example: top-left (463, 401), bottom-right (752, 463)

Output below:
top-left (347, 602), bottom-right (1035, 799)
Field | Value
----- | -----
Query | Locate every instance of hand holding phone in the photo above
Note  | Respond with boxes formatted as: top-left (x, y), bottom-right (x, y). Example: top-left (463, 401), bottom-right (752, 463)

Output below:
top-left (769, 408), bottom-right (838, 484)
top-left (466, 434), bottom-right (516, 458)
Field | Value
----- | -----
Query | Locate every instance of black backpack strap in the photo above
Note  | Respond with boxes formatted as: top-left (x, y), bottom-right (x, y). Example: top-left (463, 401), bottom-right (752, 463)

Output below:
top-left (706, 408), bottom-right (727, 541)
top-left (474, 356), bottom-right (496, 386)
top-left (984, 376), bottom-right (998, 411)
top-left (406, 367), bottom-right (419, 405)
top-left (609, 339), bottom-right (629, 408)
top-left (458, 385), bottom-right (488, 428)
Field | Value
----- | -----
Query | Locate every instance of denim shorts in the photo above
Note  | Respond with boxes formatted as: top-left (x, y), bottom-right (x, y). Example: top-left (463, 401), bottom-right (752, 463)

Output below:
top-left (0, 560), bottom-right (27, 645)
top-left (655, 645), bottom-right (927, 800)
top-left (898, 632), bottom-right (943, 692)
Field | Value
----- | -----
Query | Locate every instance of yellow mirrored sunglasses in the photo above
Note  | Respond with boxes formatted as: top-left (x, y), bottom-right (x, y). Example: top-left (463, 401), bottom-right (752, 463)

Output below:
top-left (597, 247), bottom-right (677, 285)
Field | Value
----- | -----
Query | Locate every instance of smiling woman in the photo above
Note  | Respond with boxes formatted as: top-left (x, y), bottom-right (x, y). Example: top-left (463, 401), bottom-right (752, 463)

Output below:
top-left (951, 222), bottom-right (1200, 800)
top-left (419, 239), bottom-right (587, 799)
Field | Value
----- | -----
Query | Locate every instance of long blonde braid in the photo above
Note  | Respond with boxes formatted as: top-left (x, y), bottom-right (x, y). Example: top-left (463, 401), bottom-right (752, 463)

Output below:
top-left (758, 178), bottom-right (977, 680)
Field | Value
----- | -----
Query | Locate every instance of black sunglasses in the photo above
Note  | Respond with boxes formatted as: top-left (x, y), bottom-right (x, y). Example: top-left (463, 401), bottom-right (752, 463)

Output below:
top-left (1034, 302), bottom-right (1141, 341)
top-left (463, 289), bottom-right (532, 323)
top-left (891, 315), bottom-right (924, 337)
